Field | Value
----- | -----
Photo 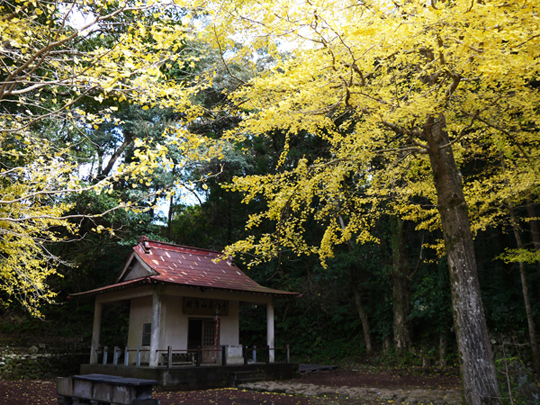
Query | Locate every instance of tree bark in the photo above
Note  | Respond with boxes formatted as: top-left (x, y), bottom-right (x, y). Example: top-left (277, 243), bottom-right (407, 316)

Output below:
top-left (166, 166), bottom-right (177, 241)
top-left (423, 114), bottom-right (501, 405)
top-left (439, 331), bottom-right (448, 368)
top-left (339, 215), bottom-right (373, 355)
top-left (351, 281), bottom-right (373, 355)
top-left (390, 216), bottom-right (412, 355)
top-left (526, 202), bottom-right (540, 280)
top-left (167, 192), bottom-right (175, 240)
top-left (99, 131), bottom-right (133, 180)
top-left (509, 205), bottom-right (540, 374)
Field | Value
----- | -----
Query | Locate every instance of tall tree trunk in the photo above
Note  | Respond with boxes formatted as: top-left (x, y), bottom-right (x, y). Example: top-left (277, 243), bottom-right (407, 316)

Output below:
top-left (166, 193), bottom-right (175, 241)
top-left (166, 166), bottom-right (177, 241)
top-left (99, 131), bottom-right (133, 180)
top-left (509, 205), bottom-right (540, 374)
top-left (351, 280), bottom-right (373, 355)
top-left (390, 216), bottom-right (411, 355)
top-left (423, 114), bottom-right (501, 405)
top-left (439, 331), bottom-right (448, 368)
top-left (339, 215), bottom-right (373, 355)
top-left (526, 202), bottom-right (540, 280)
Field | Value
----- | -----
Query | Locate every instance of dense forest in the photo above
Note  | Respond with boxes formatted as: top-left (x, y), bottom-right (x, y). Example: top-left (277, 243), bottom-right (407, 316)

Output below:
top-left (1, 1), bottom-right (539, 404)
top-left (2, 116), bottom-right (539, 370)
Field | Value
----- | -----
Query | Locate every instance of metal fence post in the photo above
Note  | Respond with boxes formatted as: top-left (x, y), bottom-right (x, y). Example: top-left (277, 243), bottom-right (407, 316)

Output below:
top-left (167, 346), bottom-right (172, 369)
top-left (286, 345), bottom-right (290, 364)
top-left (196, 346), bottom-right (201, 367)
top-left (124, 347), bottom-right (129, 366)
top-left (136, 347), bottom-right (141, 367)
top-left (103, 346), bottom-right (108, 365)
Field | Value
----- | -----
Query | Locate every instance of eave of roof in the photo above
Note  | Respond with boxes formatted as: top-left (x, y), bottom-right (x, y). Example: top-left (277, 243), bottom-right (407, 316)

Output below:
top-left (69, 275), bottom-right (300, 298)
top-left (70, 237), bottom-right (300, 299)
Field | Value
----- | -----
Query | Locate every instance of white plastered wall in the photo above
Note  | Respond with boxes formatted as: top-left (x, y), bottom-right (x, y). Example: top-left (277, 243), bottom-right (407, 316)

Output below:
top-left (160, 295), bottom-right (188, 350)
top-left (220, 300), bottom-right (239, 346)
top-left (126, 295), bottom-right (153, 364)
top-left (99, 285), bottom-right (273, 364)
top-left (159, 291), bottom-right (241, 349)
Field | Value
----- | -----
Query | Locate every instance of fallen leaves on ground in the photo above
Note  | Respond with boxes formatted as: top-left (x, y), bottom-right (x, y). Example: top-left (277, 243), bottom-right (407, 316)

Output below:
top-left (0, 381), bottom-right (314, 404)
top-left (0, 369), bottom-right (461, 404)
top-left (155, 387), bottom-right (315, 404)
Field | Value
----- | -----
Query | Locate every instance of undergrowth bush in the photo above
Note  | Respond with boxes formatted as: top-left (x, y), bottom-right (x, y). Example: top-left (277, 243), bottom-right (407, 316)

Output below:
top-left (496, 356), bottom-right (540, 404)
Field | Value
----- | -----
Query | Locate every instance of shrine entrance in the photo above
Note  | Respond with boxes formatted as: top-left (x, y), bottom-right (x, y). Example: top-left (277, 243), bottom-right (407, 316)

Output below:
top-left (188, 319), bottom-right (220, 364)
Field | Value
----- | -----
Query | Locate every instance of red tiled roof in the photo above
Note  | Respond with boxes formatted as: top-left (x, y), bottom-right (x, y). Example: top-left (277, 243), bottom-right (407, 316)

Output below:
top-left (71, 237), bottom-right (299, 298)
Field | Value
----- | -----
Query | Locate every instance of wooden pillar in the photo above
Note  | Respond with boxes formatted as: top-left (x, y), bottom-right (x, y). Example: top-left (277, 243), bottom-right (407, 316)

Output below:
top-left (149, 287), bottom-right (162, 367)
top-left (267, 298), bottom-right (275, 363)
top-left (90, 300), bottom-right (103, 364)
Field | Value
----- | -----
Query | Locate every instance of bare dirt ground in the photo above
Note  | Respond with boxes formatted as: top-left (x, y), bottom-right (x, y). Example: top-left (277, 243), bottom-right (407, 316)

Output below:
top-left (293, 368), bottom-right (460, 390)
top-left (0, 368), bottom-right (461, 405)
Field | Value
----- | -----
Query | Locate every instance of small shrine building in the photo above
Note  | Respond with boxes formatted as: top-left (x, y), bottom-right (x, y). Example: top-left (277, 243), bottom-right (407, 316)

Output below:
top-left (71, 236), bottom-right (300, 368)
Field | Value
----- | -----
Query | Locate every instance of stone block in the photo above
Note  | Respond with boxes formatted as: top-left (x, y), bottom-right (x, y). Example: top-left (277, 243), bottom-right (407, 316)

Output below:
top-left (56, 377), bottom-right (73, 397)
top-left (225, 345), bottom-right (244, 365)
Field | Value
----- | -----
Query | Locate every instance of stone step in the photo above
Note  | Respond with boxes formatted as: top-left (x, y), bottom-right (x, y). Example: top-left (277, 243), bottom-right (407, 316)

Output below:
top-left (230, 371), bottom-right (263, 387)
top-left (299, 364), bottom-right (339, 374)
top-left (238, 381), bottom-right (462, 404)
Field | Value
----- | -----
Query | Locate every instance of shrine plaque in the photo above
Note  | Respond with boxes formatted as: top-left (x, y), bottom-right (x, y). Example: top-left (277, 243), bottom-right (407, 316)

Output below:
top-left (183, 297), bottom-right (229, 316)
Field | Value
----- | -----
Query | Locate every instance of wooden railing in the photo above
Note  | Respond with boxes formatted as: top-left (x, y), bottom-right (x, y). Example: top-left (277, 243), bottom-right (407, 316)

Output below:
top-left (95, 346), bottom-right (150, 367)
top-left (156, 346), bottom-right (227, 368)
top-left (94, 344), bottom-right (291, 367)
top-left (242, 345), bottom-right (291, 364)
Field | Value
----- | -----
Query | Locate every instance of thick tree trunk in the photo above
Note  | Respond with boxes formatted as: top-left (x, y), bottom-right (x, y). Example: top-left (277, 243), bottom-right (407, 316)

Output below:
top-left (390, 217), bottom-right (411, 355)
top-left (509, 206), bottom-right (540, 374)
top-left (423, 115), bottom-right (501, 405)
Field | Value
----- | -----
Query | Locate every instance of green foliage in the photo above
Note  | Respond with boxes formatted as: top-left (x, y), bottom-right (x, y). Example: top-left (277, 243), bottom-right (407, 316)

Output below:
top-left (409, 258), bottom-right (453, 337)
top-left (496, 357), bottom-right (540, 404)
top-left (0, 350), bottom-right (88, 380)
top-left (2, 1), bottom-right (540, 385)
top-left (498, 248), bottom-right (540, 265)
top-left (0, 0), bottom-right (224, 315)
top-left (100, 303), bottom-right (130, 348)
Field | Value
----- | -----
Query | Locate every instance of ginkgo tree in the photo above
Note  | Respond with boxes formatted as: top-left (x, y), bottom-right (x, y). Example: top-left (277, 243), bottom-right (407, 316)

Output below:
top-left (0, 0), bottom-right (221, 316)
top-left (184, 0), bottom-right (540, 403)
